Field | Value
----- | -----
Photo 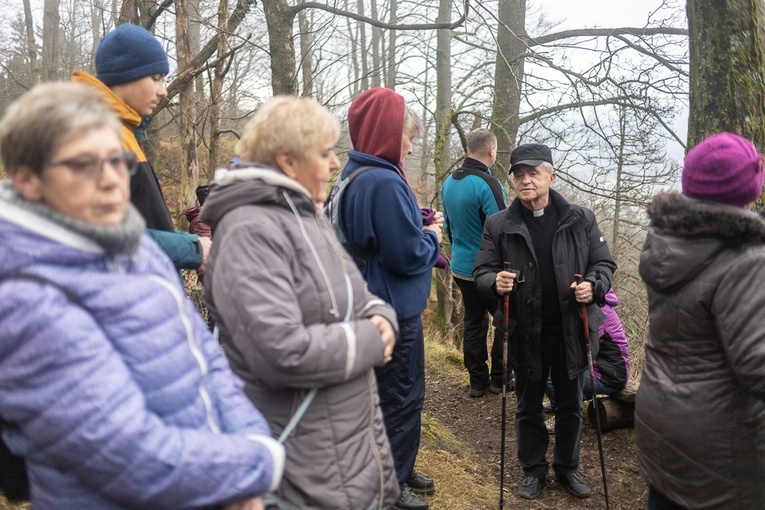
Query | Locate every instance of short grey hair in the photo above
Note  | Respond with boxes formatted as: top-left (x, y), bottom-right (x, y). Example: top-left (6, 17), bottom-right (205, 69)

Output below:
top-left (0, 82), bottom-right (121, 176)
top-left (236, 95), bottom-right (341, 169)
top-left (467, 128), bottom-right (496, 156)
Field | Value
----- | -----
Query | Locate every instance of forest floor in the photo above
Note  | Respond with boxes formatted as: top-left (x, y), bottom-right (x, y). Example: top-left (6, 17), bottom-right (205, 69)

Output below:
top-left (418, 332), bottom-right (648, 510)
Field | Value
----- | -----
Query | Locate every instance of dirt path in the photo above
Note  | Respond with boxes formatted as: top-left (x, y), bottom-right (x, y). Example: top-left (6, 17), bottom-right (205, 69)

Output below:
top-left (423, 372), bottom-right (648, 509)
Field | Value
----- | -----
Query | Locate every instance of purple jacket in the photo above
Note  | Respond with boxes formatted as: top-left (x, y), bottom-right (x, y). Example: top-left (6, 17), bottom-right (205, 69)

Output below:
top-left (0, 185), bottom-right (283, 509)
top-left (594, 289), bottom-right (630, 389)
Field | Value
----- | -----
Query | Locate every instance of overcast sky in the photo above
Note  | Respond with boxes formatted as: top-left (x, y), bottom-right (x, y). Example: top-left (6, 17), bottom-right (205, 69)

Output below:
top-left (538, 0), bottom-right (688, 163)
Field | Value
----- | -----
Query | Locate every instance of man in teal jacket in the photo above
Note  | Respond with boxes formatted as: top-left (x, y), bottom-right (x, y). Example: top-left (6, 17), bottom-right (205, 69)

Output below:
top-left (441, 128), bottom-right (509, 397)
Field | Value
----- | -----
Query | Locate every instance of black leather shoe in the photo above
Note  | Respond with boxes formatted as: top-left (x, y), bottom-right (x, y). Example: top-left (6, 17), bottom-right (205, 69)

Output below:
top-left (407, 471), bottom-right (435, 495)
top-left (517, 475), bottom-right (543, 499)
top-left (469, 385), bottom-right (488, 398)
top-left (557, 471), bottom-right (591, 498)
top-left (394, 488), bottom-right (429, 510)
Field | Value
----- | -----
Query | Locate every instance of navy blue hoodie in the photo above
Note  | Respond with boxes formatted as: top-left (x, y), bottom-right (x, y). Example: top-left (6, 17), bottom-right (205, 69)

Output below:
top-left (340, 88), bottom-right (440, 320)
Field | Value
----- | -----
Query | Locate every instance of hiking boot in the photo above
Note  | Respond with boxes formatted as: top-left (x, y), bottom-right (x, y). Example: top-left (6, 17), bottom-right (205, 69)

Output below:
top-left (469, 385), bottom-right (488, 398)
top-left (407, 471), bottom-right (435, 495)
top-left (490, 373), bottom-right (515, 394)
top-left (517, 475), bottom-right (544, 499)
top-left (556, 471), bottom-right (591, 499)
top-left (545, 416), bottom-right (555, 434)
top-left (394, 488), bottom-right (429, 510)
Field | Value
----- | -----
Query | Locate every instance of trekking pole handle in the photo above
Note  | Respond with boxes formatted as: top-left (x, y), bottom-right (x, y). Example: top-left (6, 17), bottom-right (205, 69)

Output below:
top-left (574, 273), bottom-right (586, 309)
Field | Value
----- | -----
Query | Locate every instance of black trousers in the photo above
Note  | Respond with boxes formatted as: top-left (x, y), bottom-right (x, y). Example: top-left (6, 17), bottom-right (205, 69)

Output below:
top-left (375, 315), bottom-right (425, 490)
top-left (454, 277), bottom-right (504, 389)
top-left (515, 334), bottom-right (584, 479)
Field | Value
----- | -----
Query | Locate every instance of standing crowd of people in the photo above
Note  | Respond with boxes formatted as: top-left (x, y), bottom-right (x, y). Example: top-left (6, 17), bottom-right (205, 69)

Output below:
top-left (1, 20), bottom-right (764, 510)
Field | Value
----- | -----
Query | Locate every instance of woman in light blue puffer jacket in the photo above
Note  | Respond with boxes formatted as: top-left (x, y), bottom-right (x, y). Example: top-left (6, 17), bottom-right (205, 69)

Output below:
top-left (0, 83), bottom-right (284, 509)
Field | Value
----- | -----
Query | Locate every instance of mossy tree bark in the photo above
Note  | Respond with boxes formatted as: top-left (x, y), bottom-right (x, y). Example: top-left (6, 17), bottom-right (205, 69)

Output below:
top-left (433, 0), bottom-right (454, 340)
top-left (687, 0), bottom-right (765, 150)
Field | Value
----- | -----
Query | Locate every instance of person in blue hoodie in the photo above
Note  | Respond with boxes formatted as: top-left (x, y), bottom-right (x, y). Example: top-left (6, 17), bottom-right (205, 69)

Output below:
top-left (0, 82), bottom-right (283, 510)
top-left (338, 87), bottom-right (442, 510)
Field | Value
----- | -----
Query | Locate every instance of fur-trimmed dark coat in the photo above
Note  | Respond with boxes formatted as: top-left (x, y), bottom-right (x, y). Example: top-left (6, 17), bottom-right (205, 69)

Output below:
top-left (636, 192), bottom-right (765, 509)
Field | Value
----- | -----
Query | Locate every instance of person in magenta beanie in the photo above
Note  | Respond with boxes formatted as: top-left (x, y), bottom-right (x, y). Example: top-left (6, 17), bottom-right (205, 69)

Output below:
top-left (637, 131), bottom-right (765, 510)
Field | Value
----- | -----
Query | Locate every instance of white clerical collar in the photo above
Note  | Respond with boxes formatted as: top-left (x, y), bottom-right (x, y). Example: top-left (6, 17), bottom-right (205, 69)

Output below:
top-left (533, 209), bottom-right (545, 217)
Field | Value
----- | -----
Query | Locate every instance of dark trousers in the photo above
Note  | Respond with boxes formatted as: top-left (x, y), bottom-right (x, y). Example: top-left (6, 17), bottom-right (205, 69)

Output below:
top-left (375, 315), bottom-right (425, 490)
top-left (454, 277), bottom-right (504, 388)
top-left (515, 335), bottom-right (583, 479)
top-left (648, 487), bottom-right (688, 510)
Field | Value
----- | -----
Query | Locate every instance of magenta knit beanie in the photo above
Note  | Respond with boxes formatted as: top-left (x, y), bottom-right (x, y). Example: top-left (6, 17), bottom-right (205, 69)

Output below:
top-left (682, 132), bottom-right (765, 208)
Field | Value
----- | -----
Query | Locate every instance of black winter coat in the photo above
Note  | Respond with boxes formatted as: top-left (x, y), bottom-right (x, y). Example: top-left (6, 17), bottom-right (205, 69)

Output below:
top-left (473, 189), bottom-right (616, 380)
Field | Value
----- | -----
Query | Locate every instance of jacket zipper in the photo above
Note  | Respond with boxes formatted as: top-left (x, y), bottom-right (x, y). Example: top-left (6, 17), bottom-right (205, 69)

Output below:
top-left (283, 192), bottom-right (342, 318)
top-left (150, 275), bottom-right (221, 434)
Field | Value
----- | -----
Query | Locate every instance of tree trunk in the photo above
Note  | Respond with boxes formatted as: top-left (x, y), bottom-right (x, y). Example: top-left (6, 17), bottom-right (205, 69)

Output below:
top-left (89, 0), bottom-right (105, 61)
top-left (687, 0), bottom-right (765, 150)
top-left (41, 0), bottom-right (61, 81)
top-left (176, 0), bottom-right (199, 209)
top-left (263, 0), bottom-right (298, 95)
top-left (356, 0), bottom-right (369, 91)
top-left (190, 0), bottom-right (205, 111)
top-left (612, 107), bottom-right (626, 248)
top-left (490, 0), bottom-right (527, 172)
top-left (369, 0), bottom-right (381, 87)
top-left (208, 0), bottom-right (229, 181)
top-left (385, 0), bottom-right (397, 89)
top-left (298, 4), bottom-right (314, 97)
top-left (434, 0), bottom-right (453, 338)
top-left (22, 0), bottom-right (40, 85)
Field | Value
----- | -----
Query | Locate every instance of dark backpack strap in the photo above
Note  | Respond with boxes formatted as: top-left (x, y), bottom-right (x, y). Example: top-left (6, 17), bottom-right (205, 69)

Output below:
top-left (0, 272), bottom-right (81, 503)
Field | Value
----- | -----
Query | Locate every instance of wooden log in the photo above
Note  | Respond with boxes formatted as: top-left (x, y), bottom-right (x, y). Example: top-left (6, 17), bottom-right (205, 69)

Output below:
top-left (587, 396), bottom-right (634, 431)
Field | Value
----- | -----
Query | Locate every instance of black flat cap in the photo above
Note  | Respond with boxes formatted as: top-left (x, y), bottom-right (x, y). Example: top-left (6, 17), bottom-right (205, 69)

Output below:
top-left (509, 143), bottom-right (553, 173)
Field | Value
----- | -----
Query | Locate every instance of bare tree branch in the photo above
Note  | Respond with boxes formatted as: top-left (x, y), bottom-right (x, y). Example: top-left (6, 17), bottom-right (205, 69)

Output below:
top-left (146, 0), bottom-right (175, 31)
top-left (163, 0), bottom-right (255, 103)
top-left (525, 27), bottom-right (687, 47)
top-left (292, 0), bottom-right (468, 30)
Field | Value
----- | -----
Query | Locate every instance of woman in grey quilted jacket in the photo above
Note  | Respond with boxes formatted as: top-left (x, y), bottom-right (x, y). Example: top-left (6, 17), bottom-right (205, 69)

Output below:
top-left (202, 96), bottom-right (400, 510)
top-left (637, 132), bottom-right (765, 510)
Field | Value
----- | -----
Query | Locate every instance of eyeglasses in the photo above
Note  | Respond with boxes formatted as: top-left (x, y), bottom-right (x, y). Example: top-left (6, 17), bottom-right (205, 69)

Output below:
top-left (46, 152), bottom-right (138, 181)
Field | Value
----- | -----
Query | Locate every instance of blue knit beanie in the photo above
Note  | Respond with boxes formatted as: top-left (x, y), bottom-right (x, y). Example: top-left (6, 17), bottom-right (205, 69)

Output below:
top-left (95, 24), bottom-right (169, 86)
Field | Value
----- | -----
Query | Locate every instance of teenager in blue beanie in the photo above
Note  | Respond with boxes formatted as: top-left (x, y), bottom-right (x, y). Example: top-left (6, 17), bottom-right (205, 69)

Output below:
top-left (72, 23), bottom-right (211, 273)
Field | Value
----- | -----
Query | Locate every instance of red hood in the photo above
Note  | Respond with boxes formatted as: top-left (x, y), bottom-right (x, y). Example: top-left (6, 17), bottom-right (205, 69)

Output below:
top-left (348, 88), bottom-right (405, 169)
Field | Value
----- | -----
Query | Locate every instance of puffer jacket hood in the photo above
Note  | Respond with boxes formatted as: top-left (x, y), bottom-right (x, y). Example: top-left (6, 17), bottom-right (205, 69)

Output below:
top-left (201, 165), bottom-right (313, 228)
top-left (348, 87), bottom-right (405, 169)
top-left (640, 192), bottom-right (765, 294)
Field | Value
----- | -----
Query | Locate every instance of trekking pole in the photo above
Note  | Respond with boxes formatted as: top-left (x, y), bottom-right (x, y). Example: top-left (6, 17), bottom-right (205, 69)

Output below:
top-left (574, 274), bottom-right (610, 510)
top-left (499, 262), bottom-right (512, 510)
